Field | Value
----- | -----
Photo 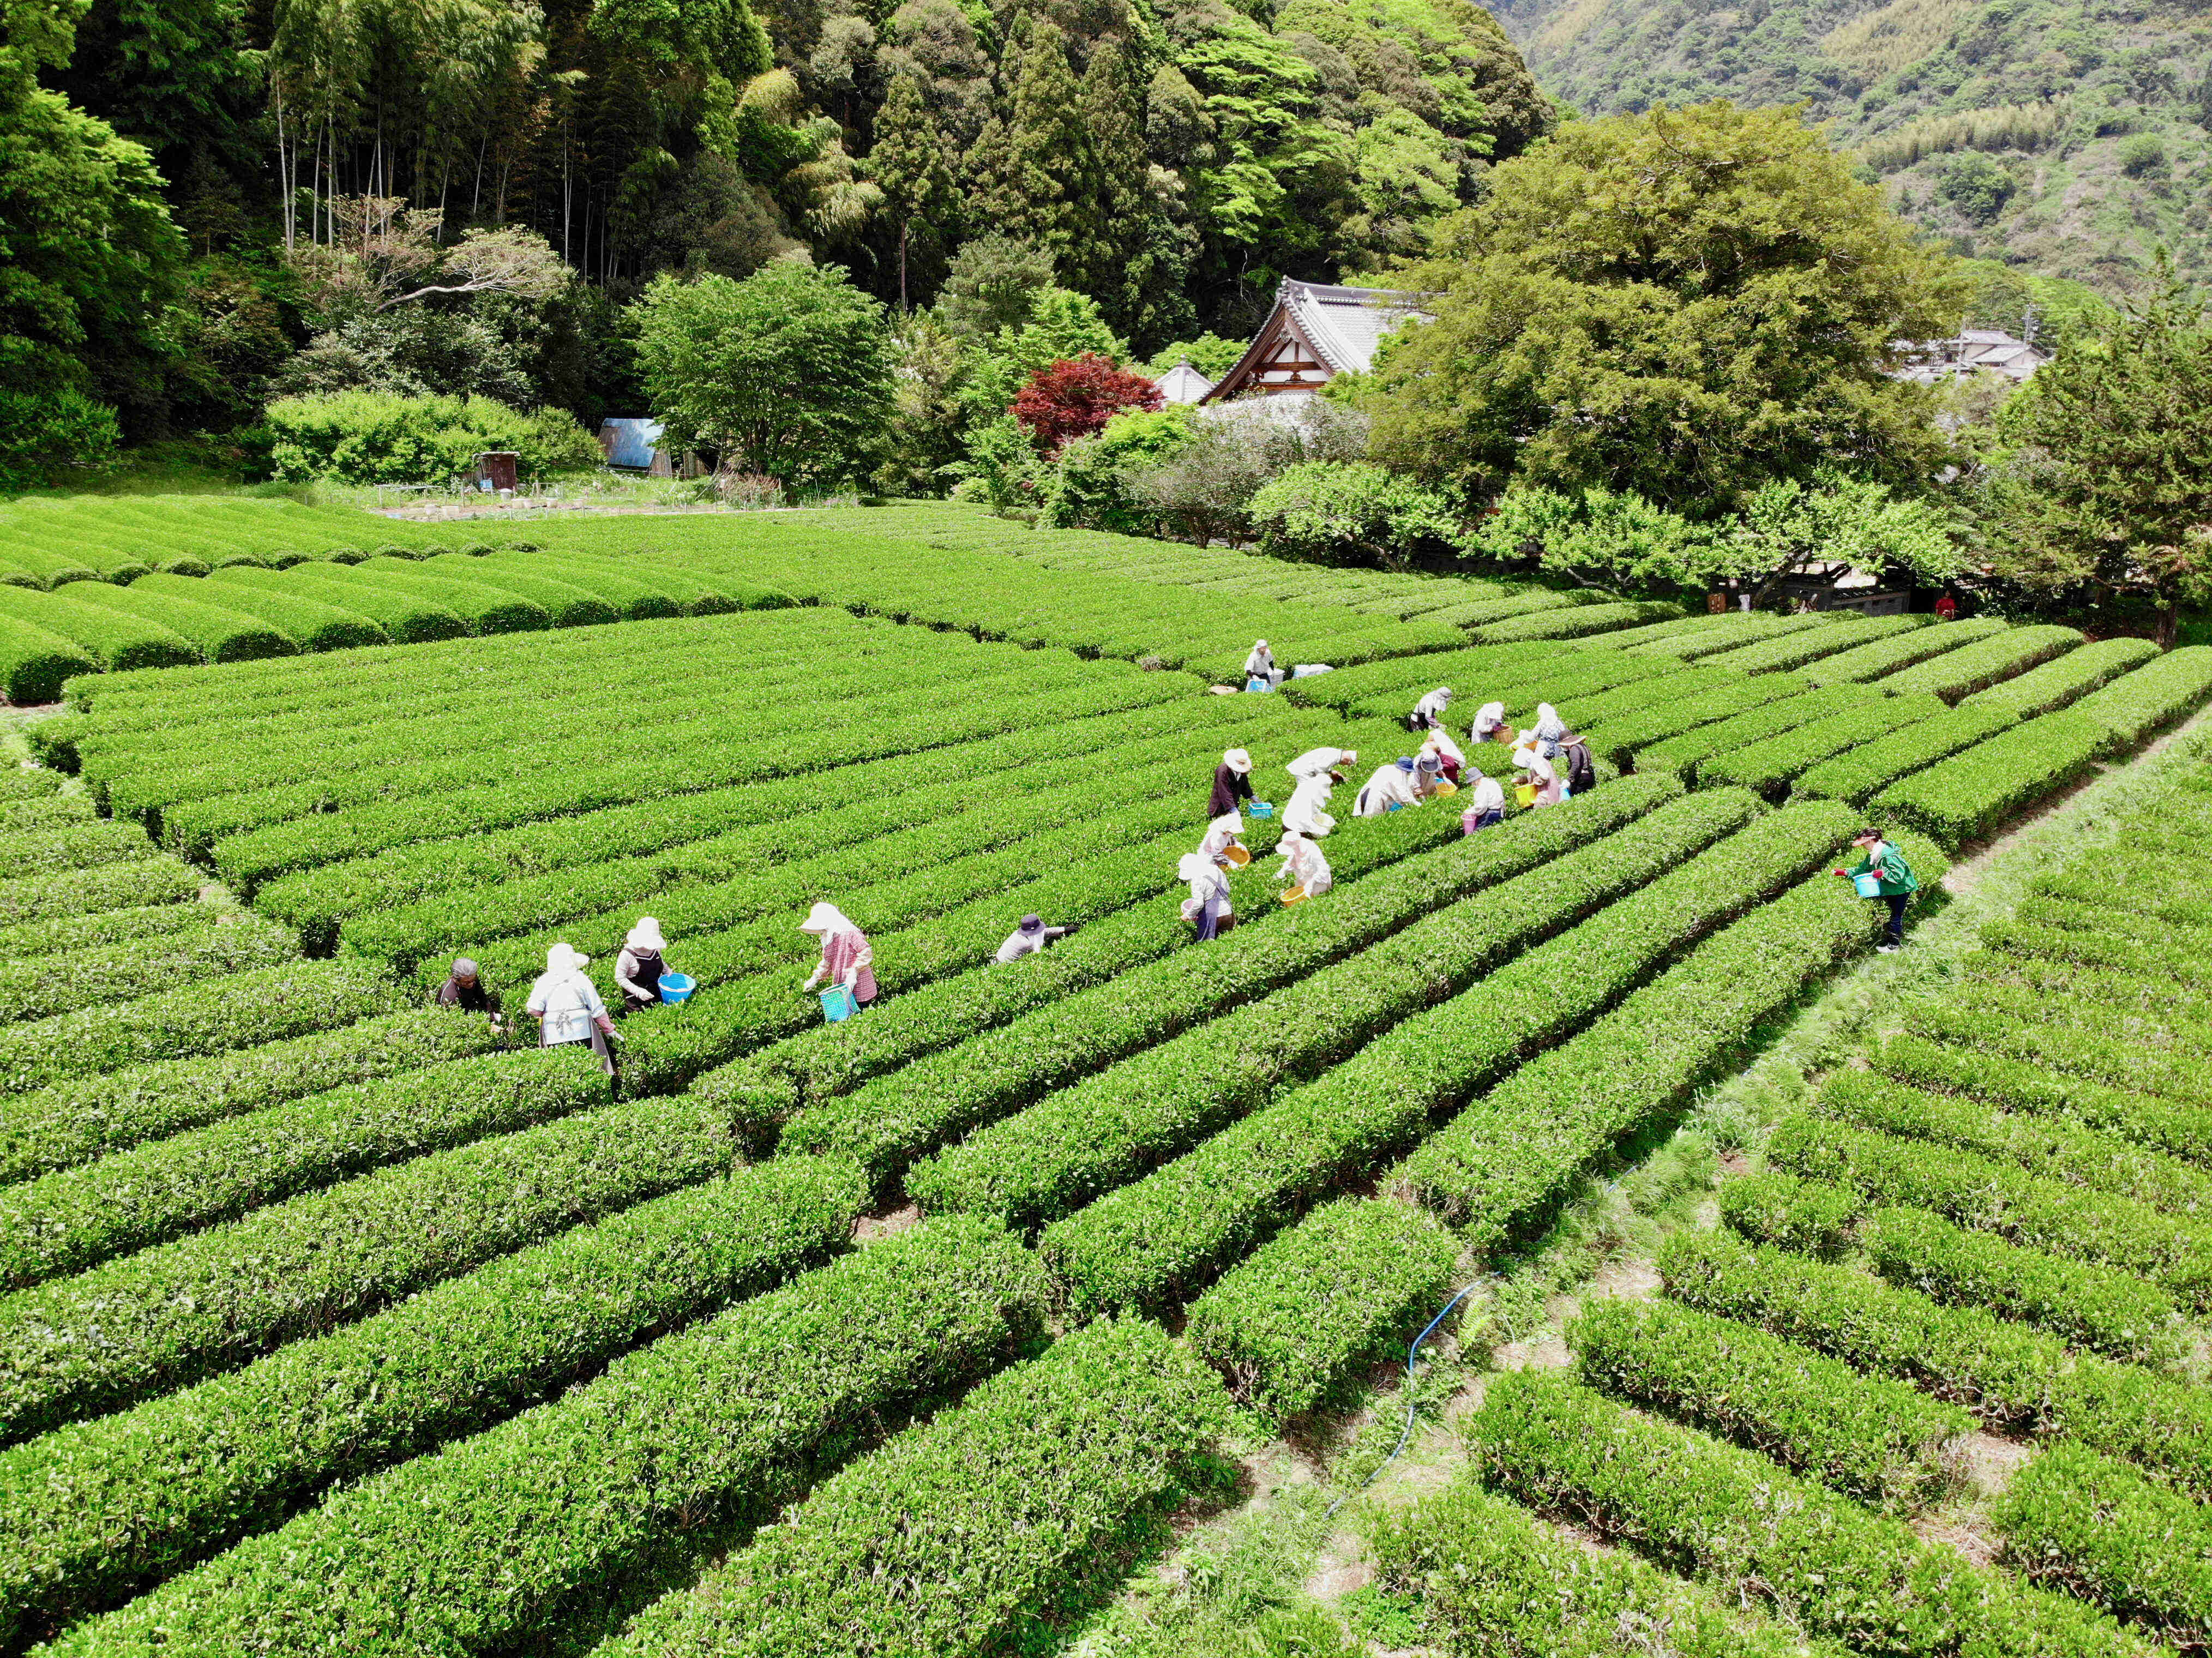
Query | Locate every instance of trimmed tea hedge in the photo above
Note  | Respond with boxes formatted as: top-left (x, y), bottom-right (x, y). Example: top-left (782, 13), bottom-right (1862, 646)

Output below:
top-left (1568, 1295), bottom-right (1967, 1510)
top-left (2068, 646), bottom-right (2212, 752)
top-left (1876, 712), bottom-right (2107, 848)
top-left (0, 1047), bottom-right (611, 1289)
top-left (1469, 1369), bottom-right (2139, 1657)
top-left (0, 913), bottom-right (296, 1025)
top-left (0, 618), bottom-right (95, 705)
top-left (1182, 1197), bottom-right (1458, 1422)
top-left (1802, 617), bottom-right (2005, 684)
top-left (1660, 1230), bottom-right (2212, 1498)
top-left (1367, 1477), bottom-right (1823, 1658)
top-left (593, 1316), bottom-right (1227, 1658)
top-left (46, 1218), bottom-right (1045, 1658)
top-left (0, 857), bottom-right (200, 928)
top-left (0, 587), bottom-right (199, 671)
top-left (1880, 623), bottom-right (2083, 703)
top-left (0, 1156), bottom-right (865, 1646)
top-left (1633, 684), bottom-right (1880, 783)
top-left (1959, 636), bottom-right (2160, 719)
top-left (137, 572), bottom-right (386, 653)
top-left (0, 1007), bottom-right (501, 1186)
top-left (0, 959), bottom-right (400, 1096)
top-left (1698, 692), bottom-right (1947, 796)
top-left (1792, 704), bottom-right (2019, 804)
top-left (1996, 1444), bottom-right (2212, 1648)
top-left (1695, 613), bottom-right (1924, 676)
top-left (53, 579), bottom-right (297, 663)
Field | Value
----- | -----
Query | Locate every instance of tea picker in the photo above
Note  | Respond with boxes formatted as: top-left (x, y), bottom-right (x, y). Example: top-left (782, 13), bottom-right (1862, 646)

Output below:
top-left (1179, 850), bottom-right (1236, 940)
top-left (801, 901), bottom-right (877, 1017)
top-left (1243, 640), bottom-right (1285, 691)
top-left (1409, 686), bottom-right (1452, 732)
top-left (996, 912), bottom-right (1076, 963)
top-left (1275, 828), bottom-right (1332, 901)
top-left (435, 957), bottom-right (501, 1026)
top-left (1283, 747), bottom-right (1352, 839)
top-left (1210, 748), bottom-right (1257, 817)
top-left (1836, 828), bottom-right (1919, 953)
top-left (615, 916), bottom-right (688, 1014)
top-left (524, 942), bottom-right (617, 1076)
top-left (1459, 765), bottom-right (1506, 833)
top-left (1559, 732), bottom-right (1597, 797)
top-left (1353, 756), bottom-right (1421, 818)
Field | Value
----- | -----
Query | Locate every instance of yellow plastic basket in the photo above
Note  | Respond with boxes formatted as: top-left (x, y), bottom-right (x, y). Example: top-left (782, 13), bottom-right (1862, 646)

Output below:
top-left (1279, 885), bottom-right (1308, 905)
top-left (1515, 782), bottom-right (1540, 809)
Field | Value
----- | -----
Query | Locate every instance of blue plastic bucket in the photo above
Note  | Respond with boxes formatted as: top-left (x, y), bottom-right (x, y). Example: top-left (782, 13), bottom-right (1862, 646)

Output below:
top-left (819, 984), bottom-right (858, 1022)
top-left (1853, 872), bottom-right (1883, 899)
top-left (1248, 801), bottom-right (1275, 818)
top-left (658, 972), bottom-right (695, 1005)
top-left (1246, 677), bottom-right (1272, 693)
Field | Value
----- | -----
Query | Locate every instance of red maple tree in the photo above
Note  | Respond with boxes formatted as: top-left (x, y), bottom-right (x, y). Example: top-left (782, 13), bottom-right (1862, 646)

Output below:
top-left (1012, 353), bottom-right (1163, 454)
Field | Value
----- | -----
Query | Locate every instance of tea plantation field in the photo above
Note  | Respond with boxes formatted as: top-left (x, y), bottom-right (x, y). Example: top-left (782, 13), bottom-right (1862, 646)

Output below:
top-left (3, 498), bottom-right (2210, 1657)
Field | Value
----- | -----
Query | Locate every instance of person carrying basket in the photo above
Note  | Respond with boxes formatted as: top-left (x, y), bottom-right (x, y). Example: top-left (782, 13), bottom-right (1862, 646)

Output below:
top-left (1836, 828), bottom-right (1919, 953)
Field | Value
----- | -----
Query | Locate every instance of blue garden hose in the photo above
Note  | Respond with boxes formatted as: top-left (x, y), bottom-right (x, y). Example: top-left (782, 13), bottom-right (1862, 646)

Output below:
top-left (1326, 1280), bottom-right (1483, 1518)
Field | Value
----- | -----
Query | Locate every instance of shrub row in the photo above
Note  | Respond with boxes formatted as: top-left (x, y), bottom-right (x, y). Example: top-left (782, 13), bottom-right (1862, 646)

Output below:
top-left (1579, 676), bottom-right (1811, 768)
top-left (1899, 999), bottom-right (2212, 1111)
top-left (1661, 1230), bottom-right (2212, 1497)
top-left (1366, 1476), bottom-right (1823, 1658)
top-left (1767, 1115), bottom-right (2212, 1309)
top-left (1573, 609), bottom-right (1764, 652)
top-left (1791, 704), bottom-right (2019, 803)
top-left (0, 897), bottom-right (214, 964)
top-left (1861, 1203), bottom-right (2184, 1364)
top-left (1961, 947), bottom-right (2212, 1034)
top-left (1633, 684), bottom-right (1880, 782)
top-left (697, 773), bottom-right (1523, 1137)
top-left (0, 791), bottom-right (88, 836)
top-left (0, 1156), bottom-right (865, 1648)
top-left (256, 692), bottom-right (1286, 933)
top-left (0, 816), bottom-right (155, 879)
top-left (361, 734), bottom-right (1229, 979)
top-left (593, 1315), bottom-right (1227, 1658)
top-left (0, 1006), bottom-right (506, 1186)
top-left (1340, 647), bottom-right (1681, 726)
top-left (0, 1088), bottom-right (743, 1443)
top-left (1812, 1067), bottom-right (2212, 1217)
top-left (789, 778), bottom-right (1696, 1188)
top-left (0, 914), bottom-right (296, 1025)
top-left (1182, 1197), bottom-right (1458, 1424)
top-left (921, 791), bottom-right (1782, 1233)
top-left (0, 587), bottom-right (198, 671)
top-left (1694, 612), bottom-right (1924, 675)
top-left (141, 572), bottom-right (387, 652)
top-left (209, 564), bottom-right (461, 645)
top-left (219, 669), bottom-right (1185, 887)
top-left (1277, 641), bottom-right (1554, 711)
top-left (1554, 664), bottom-right (1738, 734)
top-left (1981, 914), bottom-right (2212, 988)
top-left (1035, 804), bottom-right (1866, 1321)
top-left (1469, 599), bottom-right (1685, 644)
top-left (102, 632), bottom-right (1075, 825)
top-left (71, 580), bottom-right (306, 663)
top-left (1625, 612), bottom-right (1829, 659)
top-left (1717, 1173), bottom-right (2184, 1363)
top-left (0, 959), bottom-right (400, 1097)
top-left (41, 1217), bottom-right (1046, 1658)
top-left (0, 857), bottom-right (199, 929)
top-left (1880, 623), bottom-right (2084, 702)
top-left (1959, 636), bottom-right (2161, 719)
top-left (0, 1047), bottom-right (611, 1290)
top-left (0, 619), bottom-right (95, 705)
top-left (1568, 1295), bottom-right (1967, 1510)
top-left (2066, 645), bottom-right (2212, 751)
top-left (1876, 712), bottom-right (2107, 848)
top-left (1699, 692), bottom-right (1948, 796)
top-left (1400, 848), bottom-right (1927, 1236)
top-left (1468, 1369), bottom-right (2138, 1657)
top-left (1995, 1444), bottom-right (2212, 1649)
top-left (1800, 617), bottom-right (2007, 683)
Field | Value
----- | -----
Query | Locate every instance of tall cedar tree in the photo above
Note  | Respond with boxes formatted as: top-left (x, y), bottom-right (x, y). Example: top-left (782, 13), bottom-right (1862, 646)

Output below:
top-left (975, 18), bottom-right (1087, 267)
top-left (1013, 352), bottom-right (1163, 453)
top-left (870, 70), bottom-right (959, 311)
top-left (1362, 101), bottom-right (1964, 516)
top-left (1986, 268), bottom-right (2212, 648)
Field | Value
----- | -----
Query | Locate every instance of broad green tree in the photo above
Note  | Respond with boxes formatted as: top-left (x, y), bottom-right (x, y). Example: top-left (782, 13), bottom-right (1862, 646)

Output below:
top-left (1362, 101), bottom-right (1965, 515)
top-left (632, 260), bottom-right (894, 489)
top-left (1982, 271), bottom-right (2212, 648)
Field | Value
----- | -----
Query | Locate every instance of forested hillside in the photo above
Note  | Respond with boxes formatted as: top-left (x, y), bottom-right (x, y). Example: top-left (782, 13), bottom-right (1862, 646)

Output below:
top-left (1494, 0), bottom-right (2212, 304)
top-left (12, 0), bottom-right (1548, 448)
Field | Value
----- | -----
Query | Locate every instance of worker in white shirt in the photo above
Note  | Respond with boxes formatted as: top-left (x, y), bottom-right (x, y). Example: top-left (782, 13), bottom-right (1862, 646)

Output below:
top-left (1460, 765), bottom-right (1507, 832)
top-left (995, 912), bottom-right (1075, 962)
top-left (1354, 756), bottom-right (1423, 817)
top-left (1410, 686), bottom-right (1452, 732)
top-left (1275, 828), bottom-right (1333, 898)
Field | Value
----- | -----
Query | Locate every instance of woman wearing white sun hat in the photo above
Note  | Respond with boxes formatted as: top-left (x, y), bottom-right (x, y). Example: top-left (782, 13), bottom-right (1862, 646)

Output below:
top-left (1210, 747), bottom-right (1255, 817)
top-left (800, 901), bottom-right (877, 1007)
top-left (524, 942), bottom-right (617, 1074)
top-left (615, 916), bottom-right (673, 1015)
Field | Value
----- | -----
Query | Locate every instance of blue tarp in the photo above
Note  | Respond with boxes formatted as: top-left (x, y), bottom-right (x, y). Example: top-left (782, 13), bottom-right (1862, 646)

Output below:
top-left (599, 418), bottom-right (664, 471)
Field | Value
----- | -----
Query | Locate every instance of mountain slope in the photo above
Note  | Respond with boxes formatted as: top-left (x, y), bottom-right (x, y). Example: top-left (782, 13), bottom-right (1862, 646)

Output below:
top-left (1494, 0), bottom-right (2212, 296)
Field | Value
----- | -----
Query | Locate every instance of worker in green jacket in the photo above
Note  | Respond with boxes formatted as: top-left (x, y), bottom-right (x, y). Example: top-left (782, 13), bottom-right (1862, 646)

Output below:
top-left (1836, 828), bottom-right (1919, 953)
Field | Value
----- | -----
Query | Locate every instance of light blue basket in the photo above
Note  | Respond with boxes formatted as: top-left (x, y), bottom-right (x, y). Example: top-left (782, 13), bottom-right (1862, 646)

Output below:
top-left (1248, 801), bottom-right (1275, 819)
top-left (1853, 871), bottom-right (1884, 899)
top-left (820, 984), bottom-right (858, 1022)
top-left (1246, 677), bottom-right (1273, 693)
top-left (657, 972), bottom-right (695, 1005)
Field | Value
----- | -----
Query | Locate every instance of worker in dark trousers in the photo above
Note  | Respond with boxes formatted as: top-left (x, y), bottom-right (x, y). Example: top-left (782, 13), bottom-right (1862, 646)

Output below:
top-left (1837, 828), bottom-right (1920, 953)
